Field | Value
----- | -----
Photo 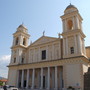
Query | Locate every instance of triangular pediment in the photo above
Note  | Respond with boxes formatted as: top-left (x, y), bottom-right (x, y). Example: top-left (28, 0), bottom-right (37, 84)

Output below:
top-left (30, 36), bottom-right (57, 46)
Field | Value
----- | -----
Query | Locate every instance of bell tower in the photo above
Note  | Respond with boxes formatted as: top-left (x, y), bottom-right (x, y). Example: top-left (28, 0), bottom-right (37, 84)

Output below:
top-left (10, 24), bottom-right (30, 65)
top-left (61, 4), bottom-right (86, 58)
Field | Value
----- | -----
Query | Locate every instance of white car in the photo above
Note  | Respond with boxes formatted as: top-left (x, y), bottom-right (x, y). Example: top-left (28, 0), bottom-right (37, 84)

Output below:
top-left (7, 87), bottom-right (18, 90)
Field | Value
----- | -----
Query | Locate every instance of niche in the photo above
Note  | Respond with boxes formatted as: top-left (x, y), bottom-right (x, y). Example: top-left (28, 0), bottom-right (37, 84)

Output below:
top-left (67, 20), bottom-right (73, 30)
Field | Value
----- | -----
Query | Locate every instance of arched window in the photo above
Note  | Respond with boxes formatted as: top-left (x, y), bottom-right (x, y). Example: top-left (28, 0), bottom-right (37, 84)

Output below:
top-left (14, 58), bottom-right (16, 63)
top-left (67, 20), bottom-right (73, 30)
top-left (23, 38), bottom-right (26, 45)
top-left (16, 37), bottom-right (19, 45)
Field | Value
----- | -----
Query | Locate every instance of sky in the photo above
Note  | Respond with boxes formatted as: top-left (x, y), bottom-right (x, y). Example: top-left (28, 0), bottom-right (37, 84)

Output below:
top-left (0, 0), bottom-right (90, 78)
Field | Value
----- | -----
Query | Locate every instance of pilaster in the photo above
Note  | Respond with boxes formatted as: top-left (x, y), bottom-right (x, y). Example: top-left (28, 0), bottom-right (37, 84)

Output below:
top-left (46, 46), bottom-right (48, 60)
top-left (74, 35), bottom-right (77, 54)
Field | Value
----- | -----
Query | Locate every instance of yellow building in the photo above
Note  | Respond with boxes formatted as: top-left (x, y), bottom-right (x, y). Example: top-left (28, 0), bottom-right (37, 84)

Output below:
top-left (8, 4), bottom-right (90, 90)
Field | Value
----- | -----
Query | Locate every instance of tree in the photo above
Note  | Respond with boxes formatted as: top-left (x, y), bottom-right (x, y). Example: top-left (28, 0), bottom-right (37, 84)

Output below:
top-left (0, 81), bottom-right (3, 86)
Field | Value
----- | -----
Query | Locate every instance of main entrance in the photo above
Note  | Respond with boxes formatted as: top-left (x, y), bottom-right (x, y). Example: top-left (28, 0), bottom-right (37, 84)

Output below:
top-left (17, 66), bottom-right (63, 89)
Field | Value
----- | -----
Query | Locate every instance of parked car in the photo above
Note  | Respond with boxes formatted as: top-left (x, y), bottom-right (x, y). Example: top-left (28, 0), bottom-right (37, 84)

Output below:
top-left (8, 87), bottom-right (18, 90)
top-left (6, 85), bottom-right (18, 90)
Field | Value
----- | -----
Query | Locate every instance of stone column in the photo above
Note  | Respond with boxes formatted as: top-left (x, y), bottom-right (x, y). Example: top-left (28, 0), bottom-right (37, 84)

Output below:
top-left (17, 49), bottom-right (20, 63)
top-left (26, 69), bottom-right (29, 88)
top-left (55, 66), bottom-right (58, 90)
top-left (47, 67), bottom-right (50, 90)
top-left (83, 39), bottom-right (86, 55)
top-left (11, 50), bottom-right (13, 63)
top-left (21, 70), bottom-right (24, 88)
top-left (31, 68), bottom-right (35, 89)
top-left (46, 46), bottom-right (48, 60)
top-left (58, 42), bottom-right (60, 59)
top-left (77, 35), bottom-right (82, 54)
top-left (66, 38), bottom-right (68, 55)
top-left (74, 35), bottom-right (77, 54)
top-left (26, 38), bottom-right (29, 46)
top-left (52, 44), bottom-right (54, 60)
top-left (33, 49), bottom-right (35, 62)
top-left (63, 38), bottom-right (65, 56)
top-left (76, 16), bottom-right (79, 29)
top-left (63, 20), bottom-right (65, 32)
top-left (19, 35), bottom-right (22, 45)
top-left (16, 70), bottom-right (19, 87)
top-left (65, 20), bottom-right (67, 32)
top-left (40, 68), bottom-right (43, 89)
top-left (39, 47), bottom-right (41, 61)
top-left (73, 17), bottom-right (75, 29)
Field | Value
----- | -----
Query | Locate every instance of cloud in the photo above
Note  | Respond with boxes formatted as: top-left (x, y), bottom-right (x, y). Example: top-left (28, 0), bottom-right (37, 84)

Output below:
top-left (0, 55), bottom-right (11, 61)
top-left (0, 55), bottom-right (11, 78)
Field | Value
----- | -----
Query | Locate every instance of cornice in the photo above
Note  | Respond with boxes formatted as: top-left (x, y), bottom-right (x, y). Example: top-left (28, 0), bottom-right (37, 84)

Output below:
top-left (13, 31), bottom-right (30, 38)
top-left (11, 45), bottom-right (27, 49)
top-left (61, 11), bottom-right (83, 20)
top-left (8, 56), bottom-right (90, 69)
top-left (61, 29), bottom-right (86, 38)
top-left (28, 38), bottom-right (62, 49)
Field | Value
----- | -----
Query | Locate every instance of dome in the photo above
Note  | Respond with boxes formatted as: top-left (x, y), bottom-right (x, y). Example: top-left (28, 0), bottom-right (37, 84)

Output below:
top-left (64, 4), bottom-right (78, 14)
top-left (18, 24), bottom-right (27, 29)
top-left (17, 24), bottom-right (28, 33)
top-left (65, 4), bottom-right (77, 10)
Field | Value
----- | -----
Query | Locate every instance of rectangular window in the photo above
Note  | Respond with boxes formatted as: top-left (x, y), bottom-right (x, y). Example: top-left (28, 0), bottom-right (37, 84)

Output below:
top-left (42, 50), bottom-right (46, 60)
top-left (70, 47), bottom-right (74, 54)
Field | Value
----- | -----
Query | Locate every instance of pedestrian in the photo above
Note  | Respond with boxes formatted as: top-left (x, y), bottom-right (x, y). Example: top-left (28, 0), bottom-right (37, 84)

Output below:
top-left (3, 85), bottom-right (7, 90)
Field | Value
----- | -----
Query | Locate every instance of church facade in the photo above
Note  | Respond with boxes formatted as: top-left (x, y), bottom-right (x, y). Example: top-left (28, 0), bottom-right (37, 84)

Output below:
top-left (8, 4), bottom-right (90, 90)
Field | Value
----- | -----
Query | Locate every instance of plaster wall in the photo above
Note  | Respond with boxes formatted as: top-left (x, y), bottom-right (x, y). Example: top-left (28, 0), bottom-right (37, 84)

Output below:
top-left (8, 69), bottom-right (17, 86)
top-left (86, 47), bottom-right (90, 59)
top-left (65, 64), bottom-right (82, 88)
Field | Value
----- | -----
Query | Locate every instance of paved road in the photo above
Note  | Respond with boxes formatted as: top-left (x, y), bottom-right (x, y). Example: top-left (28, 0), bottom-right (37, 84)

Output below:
top-left (0, 88), bottom-right (18, 90)
top-left (0, 88), bottom-right (3, 90)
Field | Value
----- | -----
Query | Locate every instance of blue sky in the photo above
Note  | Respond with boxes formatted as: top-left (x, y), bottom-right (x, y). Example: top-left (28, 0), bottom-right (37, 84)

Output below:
top-left (0, 0), bottom-right (90, 78)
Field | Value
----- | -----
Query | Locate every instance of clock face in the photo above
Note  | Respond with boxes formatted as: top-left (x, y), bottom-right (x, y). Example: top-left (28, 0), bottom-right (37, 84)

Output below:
top-left (67, 20), bottom-right (73, 30)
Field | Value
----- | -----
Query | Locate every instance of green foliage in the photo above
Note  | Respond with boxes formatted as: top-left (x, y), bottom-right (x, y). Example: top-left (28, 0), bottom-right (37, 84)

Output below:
top-left (0, 81), bottom-right (3, 86)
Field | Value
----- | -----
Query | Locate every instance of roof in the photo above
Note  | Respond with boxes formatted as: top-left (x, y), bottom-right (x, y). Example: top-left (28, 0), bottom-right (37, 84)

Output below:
top-left (86, 46), bottom-right (90, 48)
top-left (16, 24), bottom-right (28, 34)
top-left (0, 79), bottom-right (7, 82)
top-left (18, 24), bottom-right (27, 29)
top-left (65, 3), bottom-right (77, 10)
top-left (29, 36), bottom-right (58, 47)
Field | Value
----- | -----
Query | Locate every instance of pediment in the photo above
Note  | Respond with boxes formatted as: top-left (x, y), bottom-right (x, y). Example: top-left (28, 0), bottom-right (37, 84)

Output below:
top-left (30, 36), bottom-right (57, 46)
